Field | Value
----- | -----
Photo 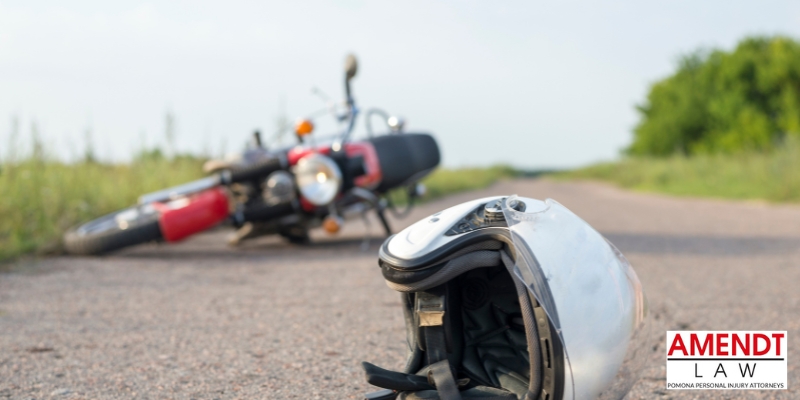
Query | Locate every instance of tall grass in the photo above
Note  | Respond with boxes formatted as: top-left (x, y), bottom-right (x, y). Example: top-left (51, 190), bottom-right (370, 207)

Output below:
top-left (0, 153), bottom-right (205, 261)
top-left (557, 137), bottom-right (800, 202)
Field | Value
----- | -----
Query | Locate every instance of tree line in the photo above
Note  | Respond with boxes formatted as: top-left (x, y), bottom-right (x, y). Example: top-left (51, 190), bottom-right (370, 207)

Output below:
top-left (629, 36), bottom-right (800, 156)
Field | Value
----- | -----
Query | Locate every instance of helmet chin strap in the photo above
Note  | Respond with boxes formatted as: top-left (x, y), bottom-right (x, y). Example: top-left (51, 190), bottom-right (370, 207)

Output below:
top-left (416, 289), bottom-right (463, 400)
top-left (427, 359), bottom-right (463, 400)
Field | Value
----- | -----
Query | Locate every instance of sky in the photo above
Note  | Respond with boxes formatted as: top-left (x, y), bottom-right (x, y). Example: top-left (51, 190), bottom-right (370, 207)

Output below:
top-left (2, 1), bottom-right (800, 168)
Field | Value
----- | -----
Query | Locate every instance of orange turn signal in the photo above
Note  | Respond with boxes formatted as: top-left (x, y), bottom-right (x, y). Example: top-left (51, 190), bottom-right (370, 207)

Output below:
top-left (295, 119), bottom-right (314, 136)
top-left (322, 215), bottom-right (342, 234)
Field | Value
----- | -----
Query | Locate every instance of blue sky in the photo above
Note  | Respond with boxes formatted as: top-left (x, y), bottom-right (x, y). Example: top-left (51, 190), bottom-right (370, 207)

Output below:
top-left (2, 1), bottom-right (800, 168)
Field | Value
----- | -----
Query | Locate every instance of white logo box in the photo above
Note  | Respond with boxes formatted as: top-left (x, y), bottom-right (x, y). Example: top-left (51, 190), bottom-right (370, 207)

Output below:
top-left (665, 331), bottom-right (787, 390)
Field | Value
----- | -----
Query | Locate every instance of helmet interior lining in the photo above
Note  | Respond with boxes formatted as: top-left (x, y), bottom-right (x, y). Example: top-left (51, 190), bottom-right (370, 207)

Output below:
top-left (384, 242), bottom-right (548, 399)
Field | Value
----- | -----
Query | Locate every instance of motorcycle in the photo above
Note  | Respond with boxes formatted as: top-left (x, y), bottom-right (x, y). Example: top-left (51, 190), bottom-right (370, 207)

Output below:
top-left (63, 54), bottom-right (441, 255)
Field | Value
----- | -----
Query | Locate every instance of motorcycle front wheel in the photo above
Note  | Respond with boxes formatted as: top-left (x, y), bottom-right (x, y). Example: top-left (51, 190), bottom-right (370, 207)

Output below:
top-left (63, 205), bottom-right (163, 255)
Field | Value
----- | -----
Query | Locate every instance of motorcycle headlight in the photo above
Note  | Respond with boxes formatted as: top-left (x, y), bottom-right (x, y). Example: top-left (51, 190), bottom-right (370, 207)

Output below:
top-left (294, 154), bottom-right (342, 206)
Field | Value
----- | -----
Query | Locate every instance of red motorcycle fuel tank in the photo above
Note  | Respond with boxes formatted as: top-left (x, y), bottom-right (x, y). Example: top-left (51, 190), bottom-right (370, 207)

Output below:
top-left (154, 187), bottom-right (230, 242)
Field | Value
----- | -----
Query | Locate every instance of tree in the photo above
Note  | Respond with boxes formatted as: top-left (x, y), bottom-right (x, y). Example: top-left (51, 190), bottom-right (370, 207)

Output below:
top-left (628, 36), bottom-right (800, 156)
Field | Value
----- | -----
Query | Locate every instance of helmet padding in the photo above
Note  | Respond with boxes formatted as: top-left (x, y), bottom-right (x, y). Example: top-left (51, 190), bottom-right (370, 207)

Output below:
top-left (363, 241), bottom-right (560, 400)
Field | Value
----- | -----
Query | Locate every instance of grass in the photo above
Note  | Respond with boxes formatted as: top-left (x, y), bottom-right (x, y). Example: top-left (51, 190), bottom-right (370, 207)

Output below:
top-left (0, 154), bottom-right (205, 261)
top-left (0, 155), bottom-right (519, 262)
top-left (557, 137), bottom-right (800, 202)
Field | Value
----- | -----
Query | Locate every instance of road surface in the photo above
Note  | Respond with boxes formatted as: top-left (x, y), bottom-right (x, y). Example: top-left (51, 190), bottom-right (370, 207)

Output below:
top-left (1, 179), bottom-right (799, 399)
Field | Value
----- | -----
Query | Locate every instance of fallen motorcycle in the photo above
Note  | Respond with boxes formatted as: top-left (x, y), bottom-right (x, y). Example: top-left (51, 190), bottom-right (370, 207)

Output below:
top-left (64, 54), bottom-right (440, 255)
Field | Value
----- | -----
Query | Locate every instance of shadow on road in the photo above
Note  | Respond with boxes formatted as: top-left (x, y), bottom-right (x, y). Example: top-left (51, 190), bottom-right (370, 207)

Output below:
top-left (604, 232), bottom-right (800, 256)
top-left (113, 236), bottom-right (386, 261)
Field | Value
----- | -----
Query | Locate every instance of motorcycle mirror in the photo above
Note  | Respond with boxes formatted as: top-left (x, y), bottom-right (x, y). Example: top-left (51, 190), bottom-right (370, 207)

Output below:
top-left (345, 54), bottom-right (358, 81)
top-left (387, 116), bottom-right (405, 132)
top-left (252, 130), bottom-right (263, 149)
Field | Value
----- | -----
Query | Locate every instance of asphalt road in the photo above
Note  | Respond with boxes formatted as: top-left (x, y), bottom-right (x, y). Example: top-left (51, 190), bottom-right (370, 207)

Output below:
top-left (1, 179), bottom-right (799, 399)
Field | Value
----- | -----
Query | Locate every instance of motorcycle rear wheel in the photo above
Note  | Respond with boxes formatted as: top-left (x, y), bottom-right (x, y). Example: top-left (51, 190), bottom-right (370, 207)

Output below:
top-left (63, 206), bottom-right (163, 255)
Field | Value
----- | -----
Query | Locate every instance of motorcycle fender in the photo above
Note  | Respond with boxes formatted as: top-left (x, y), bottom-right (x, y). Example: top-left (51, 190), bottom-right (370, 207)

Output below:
top-left (155, 187), bottom-right (230, 242)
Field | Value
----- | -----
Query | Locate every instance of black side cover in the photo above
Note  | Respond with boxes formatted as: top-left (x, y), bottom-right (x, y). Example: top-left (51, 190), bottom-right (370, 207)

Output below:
top-left (369, 133), bottom-right (440, 193)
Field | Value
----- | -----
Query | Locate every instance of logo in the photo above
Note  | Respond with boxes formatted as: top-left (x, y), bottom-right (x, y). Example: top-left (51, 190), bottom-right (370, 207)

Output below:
top-left (666, 331), bottom-right (787, 390)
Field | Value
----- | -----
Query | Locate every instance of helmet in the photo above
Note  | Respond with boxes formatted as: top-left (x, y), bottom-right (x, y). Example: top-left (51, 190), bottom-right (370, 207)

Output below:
top-left (362, 196), bottom-right (649, 400)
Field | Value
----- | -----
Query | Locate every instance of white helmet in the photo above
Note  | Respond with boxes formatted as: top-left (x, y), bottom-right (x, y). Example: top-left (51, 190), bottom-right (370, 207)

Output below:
top-left (362, 196), bottom-right (649, 400)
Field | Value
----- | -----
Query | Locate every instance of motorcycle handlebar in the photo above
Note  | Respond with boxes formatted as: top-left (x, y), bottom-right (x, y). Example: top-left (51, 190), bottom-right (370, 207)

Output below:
top-left (339, 54), bottom-right (359, 145)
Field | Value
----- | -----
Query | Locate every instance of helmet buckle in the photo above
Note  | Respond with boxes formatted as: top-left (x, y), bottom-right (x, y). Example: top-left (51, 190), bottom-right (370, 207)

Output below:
top-left (415, 292), bottom-right (445, 327)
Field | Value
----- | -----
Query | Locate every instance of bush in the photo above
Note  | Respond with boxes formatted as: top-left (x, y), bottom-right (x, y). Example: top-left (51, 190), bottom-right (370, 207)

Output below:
top-left (629, 36), bottom-right (800, 156)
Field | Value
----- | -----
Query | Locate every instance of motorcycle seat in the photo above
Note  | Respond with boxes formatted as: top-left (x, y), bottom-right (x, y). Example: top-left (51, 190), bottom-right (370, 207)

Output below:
top-left (369, 133), bottom-right (441, 192)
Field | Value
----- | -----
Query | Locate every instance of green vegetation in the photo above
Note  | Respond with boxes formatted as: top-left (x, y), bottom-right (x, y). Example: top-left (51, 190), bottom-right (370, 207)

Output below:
top-left (630, 36), bottom-right (800, 156)
top-left (0, 153), bottom-right (205, 262)
top-left (560, 137), bottom-right (800, 202)
top-left (565, 36), bottom-right (800, 203)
